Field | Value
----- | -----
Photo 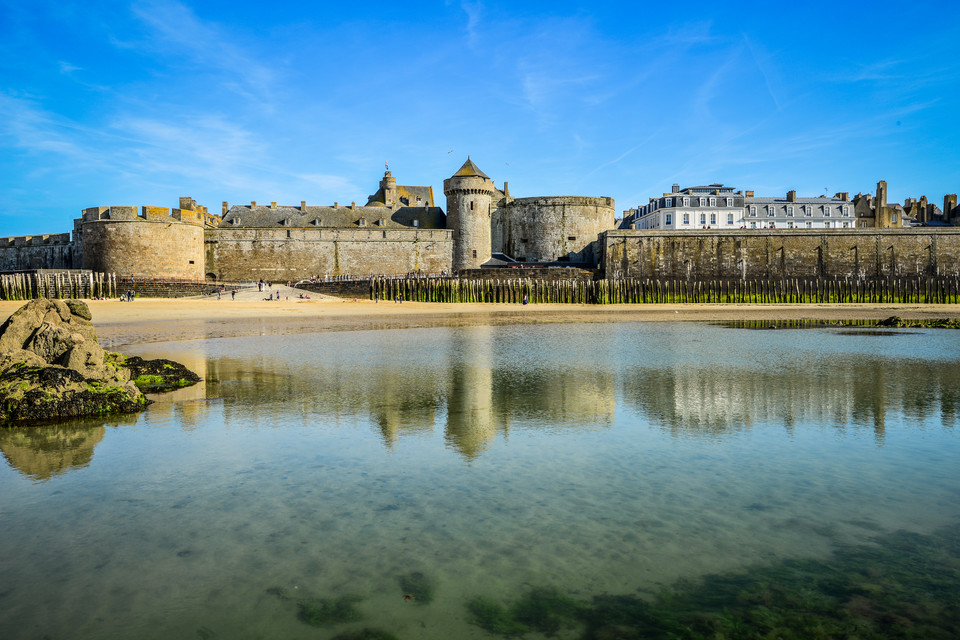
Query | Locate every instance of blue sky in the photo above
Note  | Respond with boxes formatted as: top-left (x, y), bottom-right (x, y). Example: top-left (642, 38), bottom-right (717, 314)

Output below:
top-left (2, 0), bottom-right (958, 236)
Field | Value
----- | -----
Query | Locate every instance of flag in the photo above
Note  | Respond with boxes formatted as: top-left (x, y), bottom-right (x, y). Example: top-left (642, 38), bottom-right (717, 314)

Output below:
top-left (385, 161), bottom-right (389, 171)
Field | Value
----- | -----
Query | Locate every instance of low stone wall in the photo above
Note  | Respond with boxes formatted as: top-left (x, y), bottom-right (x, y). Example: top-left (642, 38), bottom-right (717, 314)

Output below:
top-left (115, 277), bottom-right (221, 299)
top-left (459, 267), bottom-right (598, 281)
top-left (295, 280), bottom-right (373, 299)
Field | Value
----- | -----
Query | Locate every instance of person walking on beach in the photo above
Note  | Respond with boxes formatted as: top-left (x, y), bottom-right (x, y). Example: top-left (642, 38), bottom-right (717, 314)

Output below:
top-left (231, 289), bottom-right (236, 301)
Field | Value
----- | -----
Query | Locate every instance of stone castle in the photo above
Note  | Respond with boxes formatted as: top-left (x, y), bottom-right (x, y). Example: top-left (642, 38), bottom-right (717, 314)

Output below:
top-left (0, 158), bottom-right (615, 281)
top-left (1, 158), bottom-right (959, 282)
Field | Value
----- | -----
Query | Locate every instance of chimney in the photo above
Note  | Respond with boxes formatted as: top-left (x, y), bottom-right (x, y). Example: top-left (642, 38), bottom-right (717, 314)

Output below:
top-left (672, 183), bottom-right (680, 193)
top-left (300, 200), bottom-right (307, 211)
top-left (787, 190), bottom-right (797, 202)
top-left (745, 190), bottom-right (755, 198)
top-left (270, 201), bottom-right (277, 209)
top-left (251, 200), bottom-right (257, 208)
top-left (334, 202), bottom-right (339, 208)
top-left (222, 201), bottom-right (228, 215)
top-left (351, 201), bottom-right (356, 209)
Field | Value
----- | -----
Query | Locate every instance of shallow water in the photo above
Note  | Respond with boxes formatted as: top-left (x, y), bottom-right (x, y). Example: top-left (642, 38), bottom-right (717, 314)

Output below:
top-left (1, 322), bottom-right (958, 639)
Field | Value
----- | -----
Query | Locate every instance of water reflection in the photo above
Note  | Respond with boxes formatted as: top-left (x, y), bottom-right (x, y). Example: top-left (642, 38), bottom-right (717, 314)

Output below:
top-left (0, 414), bottom-right (137, 481)
top-left (622, 352), bottom-right (960, 444)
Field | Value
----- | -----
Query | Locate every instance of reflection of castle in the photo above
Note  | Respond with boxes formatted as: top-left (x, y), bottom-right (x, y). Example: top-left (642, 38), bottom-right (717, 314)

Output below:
top-left (622, 354), bottom-right (960, 444)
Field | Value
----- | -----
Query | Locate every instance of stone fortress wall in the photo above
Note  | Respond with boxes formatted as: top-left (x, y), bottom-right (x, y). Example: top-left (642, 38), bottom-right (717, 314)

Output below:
top-left (4, 161), bottom-right (960, 285)
top-left (601, 228), bottom-right (960, 280)
top-left (494, 196), bottom-right (615, 264)
top-left (77, 198), bottom-right (208, 280)
top-left (0, 233), bottom-right (75, 272)
top-left (206, 227), bottom-right (452, 282)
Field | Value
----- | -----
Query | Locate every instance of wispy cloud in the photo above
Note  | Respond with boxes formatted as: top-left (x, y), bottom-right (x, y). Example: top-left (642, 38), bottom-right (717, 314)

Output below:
top-left (127, 0), bottom-right (277, 102)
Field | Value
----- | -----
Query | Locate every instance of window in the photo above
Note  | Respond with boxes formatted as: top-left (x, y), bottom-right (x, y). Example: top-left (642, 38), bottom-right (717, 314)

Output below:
top-left (842, 206), bottom-right (850, 216)
top-left (470, 201), bottom-right (474, 210)
top-left (472, 249), bottom-right (477, 258)
top-left (806, 221), bottom-right (812, 228)
top-left (726, 198), bottom-right (733, 207)
top-left (767, 206), bottom-right (774, 216)
top-left (823, 206), bottom-right (831, 217)
top-left (683, 213), bottom-right (690, 224)
top-left (683, 197), bottom-right (689, 206)
top-left (727, 213), bottom-right (734, 224)
top-left (804, 206), bottom-right (811, 216)
top-left (749, 206), bottom-right (757, 216)
top-left (750, 222), bottom-right (757, 228)
top-left (699, 197), bottom-right (706, 206)
top-left (825, 221), bottom-right (831, 228)
top-left (709, 197), bottom-right (716, 206)
top-left (842, 222), bottom-right (849, 228)
top-left (700, 213), bottom-right (706, 225)
top-left (665, 214), bottom-right (672, 225)
top-left (787, 221), bottom-right (794, 229)
top-left (665, 197), bottom-right (673, 207)
top-left (892, 213), bottom-right (899, 223)
top-left (710, 213), bottom-right (716, 225)
top-left (567, 236), bottom-right (576, 240)
top-left (787, 206), bottom-right (794, 217)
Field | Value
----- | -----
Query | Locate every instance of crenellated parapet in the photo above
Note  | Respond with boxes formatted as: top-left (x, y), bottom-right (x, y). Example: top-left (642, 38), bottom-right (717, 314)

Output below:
top-left (76, 198), bottom-right (209, 280)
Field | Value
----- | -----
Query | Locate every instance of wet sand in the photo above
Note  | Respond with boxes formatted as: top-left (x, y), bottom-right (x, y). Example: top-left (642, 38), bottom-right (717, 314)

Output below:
top-left (3, 294), bottom-right (960, 348)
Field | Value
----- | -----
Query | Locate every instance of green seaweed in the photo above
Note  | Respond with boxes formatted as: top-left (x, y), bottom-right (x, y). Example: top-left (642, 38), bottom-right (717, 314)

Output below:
top-left (330, 629), bottom-right (400, 640)
top-left (296, 594), bottom-right (364, 627)
top-left (398, 570), bottom-right (434, 604)
top-left (467, 526), bottom-right (960, 640)
top-left (466, 596), bottom-right (528, 636)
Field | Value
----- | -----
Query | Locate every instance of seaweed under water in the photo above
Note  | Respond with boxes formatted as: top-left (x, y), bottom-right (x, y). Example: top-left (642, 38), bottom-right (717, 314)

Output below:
top-left (398, 570), bottom-right (435, 604)
top-left (466, 526), bottom-right (960, 639)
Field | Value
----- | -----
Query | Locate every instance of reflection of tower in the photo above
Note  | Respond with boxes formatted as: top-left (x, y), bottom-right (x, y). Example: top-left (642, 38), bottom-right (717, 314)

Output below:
top-left (445, 325), bottom-right (496, 459)
top-left (444, 158), bottom-right (497, 271)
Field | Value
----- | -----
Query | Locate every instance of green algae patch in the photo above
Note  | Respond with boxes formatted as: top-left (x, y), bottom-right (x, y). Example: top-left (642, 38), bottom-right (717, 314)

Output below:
top-left (297, 595), bottom-right (364, 626)
top-left (466, 526), bottom-right (960, 639)
top-left (331, 629), bottom-right (399, 640)
top-left (398, 570), bottom-right (435, 604)
top-left (125, 356), bottom-right (200, 392)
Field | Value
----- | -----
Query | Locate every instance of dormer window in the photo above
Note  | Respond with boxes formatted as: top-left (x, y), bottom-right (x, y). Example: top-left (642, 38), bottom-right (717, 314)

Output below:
top-left (311, 218), bottom-right (321, 226)
top-left (413, 219), bottom-right (419, 227)
top-left (358, 217), bottom-right (367, 226)
top-left (232, 217), bottom-right (241, 225)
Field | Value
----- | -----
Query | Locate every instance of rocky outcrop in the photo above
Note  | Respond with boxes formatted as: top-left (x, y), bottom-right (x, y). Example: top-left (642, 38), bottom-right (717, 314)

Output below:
top-left (0, 299), bottom-right (198, 424)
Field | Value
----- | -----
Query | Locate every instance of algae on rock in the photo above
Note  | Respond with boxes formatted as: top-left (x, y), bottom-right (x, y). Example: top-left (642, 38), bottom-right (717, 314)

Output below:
top-left (0, 299), bottom-right (199, 424)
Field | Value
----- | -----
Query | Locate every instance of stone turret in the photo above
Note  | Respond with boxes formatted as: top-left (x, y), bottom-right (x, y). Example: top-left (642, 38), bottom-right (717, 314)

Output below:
top-left (379, 171), bottom-right (398, 206)
top-left (444, 158), bottom-right (498, 271)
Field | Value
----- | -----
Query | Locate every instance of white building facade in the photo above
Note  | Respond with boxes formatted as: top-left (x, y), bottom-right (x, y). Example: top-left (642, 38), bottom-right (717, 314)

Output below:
top-left (626, 186), bottom-right (856, 231)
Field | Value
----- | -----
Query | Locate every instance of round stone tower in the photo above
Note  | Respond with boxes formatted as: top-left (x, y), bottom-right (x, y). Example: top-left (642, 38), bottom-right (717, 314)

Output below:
top-left (444, 158), bottom-right (498, 271)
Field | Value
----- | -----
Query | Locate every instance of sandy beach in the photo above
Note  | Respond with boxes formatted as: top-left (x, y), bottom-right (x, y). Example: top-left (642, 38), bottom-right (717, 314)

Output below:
top-left (4, 285), bottom-right (960, 348)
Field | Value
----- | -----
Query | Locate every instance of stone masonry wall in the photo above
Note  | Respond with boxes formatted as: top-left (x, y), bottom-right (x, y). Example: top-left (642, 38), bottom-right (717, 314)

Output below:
top-left (207, 228), bottom-right (453, 281)
top-left (0, 234), bottom-right (75, 272)
top-left (81, 220), bottom-right (205, 280)
top-left (601, 229), bottom-right (960, 279)
top-left (494, 196), bottom-right (615, 263)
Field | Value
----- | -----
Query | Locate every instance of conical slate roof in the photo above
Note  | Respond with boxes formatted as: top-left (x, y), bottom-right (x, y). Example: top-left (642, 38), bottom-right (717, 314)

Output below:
top-left (452, 157), bottom-right (489, 179)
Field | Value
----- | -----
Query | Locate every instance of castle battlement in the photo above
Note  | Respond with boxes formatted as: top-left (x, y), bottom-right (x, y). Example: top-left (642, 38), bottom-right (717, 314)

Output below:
top-left (80, 198), bottom-right (212, 227)
top-left (0, 233), bottom-right (73, 248)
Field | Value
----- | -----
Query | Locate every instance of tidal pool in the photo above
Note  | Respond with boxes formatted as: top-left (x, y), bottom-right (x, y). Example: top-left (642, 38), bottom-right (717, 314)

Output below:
top-left (1, 322), bottom-right (958, 639)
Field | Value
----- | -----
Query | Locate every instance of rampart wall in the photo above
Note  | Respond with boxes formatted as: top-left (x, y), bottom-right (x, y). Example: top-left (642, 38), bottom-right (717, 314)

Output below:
top-left (81, 219), bottom-right (205, 280)
top-left (494, 196), bottom-right (615, 264)
top-left (206, 227), bottom-right (453, 281)
top-left (0, 234), bottom-right (75, 272)
top-left (601, 229), bottom-right (960, 279)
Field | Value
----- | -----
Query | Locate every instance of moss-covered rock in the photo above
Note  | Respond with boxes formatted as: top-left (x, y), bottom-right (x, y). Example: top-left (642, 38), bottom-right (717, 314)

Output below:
top-left (0, 299), bottom-right (199, 425)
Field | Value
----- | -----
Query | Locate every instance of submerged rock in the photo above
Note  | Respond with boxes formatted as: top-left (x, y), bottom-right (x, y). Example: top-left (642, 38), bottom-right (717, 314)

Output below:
top-left (0, 299), bottom-right (199, 425)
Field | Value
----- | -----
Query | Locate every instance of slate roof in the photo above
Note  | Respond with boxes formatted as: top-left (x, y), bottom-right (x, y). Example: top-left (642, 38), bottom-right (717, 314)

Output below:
top-left (220, 204), bottom-right (446, 229)
top-left (366, 184), bottom-right (435, 207)
top-left (747, 196), bottom-right (849, 204)
top-left (452, 157), bottom-right (489, 179)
